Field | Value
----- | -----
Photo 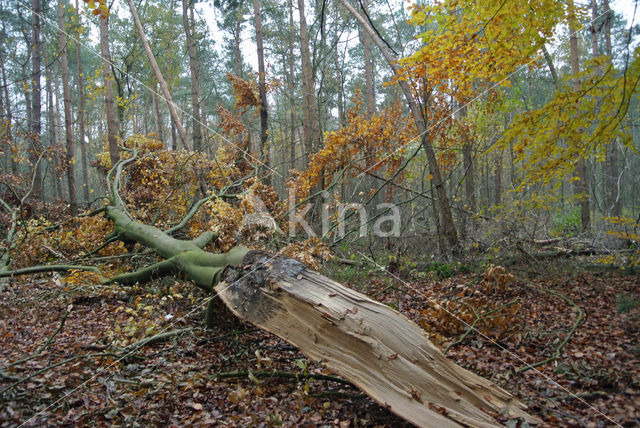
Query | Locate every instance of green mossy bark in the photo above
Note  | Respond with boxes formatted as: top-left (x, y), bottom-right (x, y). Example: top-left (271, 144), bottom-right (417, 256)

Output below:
top-left (105, 207), bottom-right (249, 291)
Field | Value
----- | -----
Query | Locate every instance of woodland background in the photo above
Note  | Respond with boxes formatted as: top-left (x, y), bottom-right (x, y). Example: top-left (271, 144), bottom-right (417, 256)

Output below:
top-left (1, 0), bottom-right (640, 426)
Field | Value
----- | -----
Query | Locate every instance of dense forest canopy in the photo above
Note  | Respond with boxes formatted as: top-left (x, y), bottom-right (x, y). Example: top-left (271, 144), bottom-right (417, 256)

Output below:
top-left (1, 0), bottom-right (639, 426)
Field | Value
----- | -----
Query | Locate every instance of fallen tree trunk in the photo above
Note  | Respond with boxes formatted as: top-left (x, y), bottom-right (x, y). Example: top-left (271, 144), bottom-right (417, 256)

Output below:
top-left (2, 150), bottom-right (540, 426)
top-left (217, 252), bottom-right (540, 427)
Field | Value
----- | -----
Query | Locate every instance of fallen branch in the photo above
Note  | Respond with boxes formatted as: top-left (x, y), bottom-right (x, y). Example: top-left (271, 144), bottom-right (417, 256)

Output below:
top-left (0, 352), bottom-right (119, 395)
top-left (0, 265), bottom-right (104, 280)
top-left (7, 306), bottom-right (73, 368)
top-left (444, 299), bottom-right (520, 355)
top-left (121, 328), bottom-right (195, 353)
top-left (517, 288), bottom-right (584, 374)
top-left (213, 370), bottom-right (354, 386)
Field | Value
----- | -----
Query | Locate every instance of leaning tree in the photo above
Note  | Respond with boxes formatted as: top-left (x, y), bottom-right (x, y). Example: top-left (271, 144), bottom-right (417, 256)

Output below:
top-left (1, 141), bottom-right (539, 427)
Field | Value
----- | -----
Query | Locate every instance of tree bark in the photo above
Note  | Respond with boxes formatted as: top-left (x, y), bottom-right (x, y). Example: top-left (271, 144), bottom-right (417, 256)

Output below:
top-left (182, 0), bottom-right (202, 152)
top-left (360, 0), bottom-right (375, 118)
top-left (252, 0), bottom-right (269, 180)
top-left (30, 0), bottom-right (43, 201)
top-left (152, 80), bottom-right (164, 143)
top-left (44, 43), bottom-right (62, 199)
top-left (297, 0), bottom-right (321, 160)
top-left (55, 65), bottom-right (69, 199)
top-left (568, 0), bottom-right (591, 231)
top-left (338, 0), bottom-right (459, 250)
top-left (334, 41), bottom-right (346, 126)
top-left (75, 0), bottom-right (89, 203)
top-left (287, 0), bottom-right (297, 172)
top-left (590, 0), bottom-right (599, 58)
top-left (0, 40), bottom-right (15, 175)
top-left (99, 15), bottom-right (120, 166)
top-left (57, 0), bottom-right (78, 215)
top-left (232, 13), bottom-right (243, 77)
top-left (126, 0), bottom-right (191, 151)
top-left (603, 0), bottom-right (621, 216)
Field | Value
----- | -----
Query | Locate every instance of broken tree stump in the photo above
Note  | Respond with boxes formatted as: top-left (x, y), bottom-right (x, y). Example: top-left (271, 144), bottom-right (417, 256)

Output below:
top-left (216, 251), bottom-right (541, 428)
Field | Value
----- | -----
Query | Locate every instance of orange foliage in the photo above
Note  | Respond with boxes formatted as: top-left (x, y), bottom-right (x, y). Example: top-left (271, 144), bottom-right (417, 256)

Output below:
top-left (289, 91), bottom-right (417, 200)
top-left (227, 73), bottom-right (260, 111)
top-left (280, 238), bottom-right (333, 271)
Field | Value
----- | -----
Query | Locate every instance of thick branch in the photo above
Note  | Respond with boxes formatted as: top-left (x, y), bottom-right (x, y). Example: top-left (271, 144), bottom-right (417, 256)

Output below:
top-left (104, 258), bottom-right (177, 286)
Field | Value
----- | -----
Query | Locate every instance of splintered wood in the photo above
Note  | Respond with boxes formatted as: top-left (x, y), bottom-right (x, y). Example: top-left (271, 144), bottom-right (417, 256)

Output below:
top-left (216, 252), bottom-right (540, 428)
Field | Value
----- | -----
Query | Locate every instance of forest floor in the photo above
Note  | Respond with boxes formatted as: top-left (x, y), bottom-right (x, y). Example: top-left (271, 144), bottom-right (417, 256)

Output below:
top-left (0, 257), bottom-right (638, 427)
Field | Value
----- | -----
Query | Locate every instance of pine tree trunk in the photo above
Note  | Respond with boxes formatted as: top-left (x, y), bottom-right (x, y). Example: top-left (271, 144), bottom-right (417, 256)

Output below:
top-left (297, 0), bottom-right (321, 160)
top-left (603, 0), bottom-right (621, 216)
top-left (152, 80), bottom-right (164, 143)
top-left (288, 0), bottom-right (297, 172)
top-left (99, 15), bottom-right (120, 166)
top-left (360, 0), bottom-right (375, 118)
top-left (182, 0), bottom-right (202, 152)
top-left (57, 0), bottom-right (78, 215)
top-left (30, 0), bottom-right (43, 201)
top-left (0, 42), bottom-right (15, 175)
top-left (568, 0), bottom-right (591, 231)
top-left (75, 0), bottom-right (90, 203)
top-left (126, 0), bottom-right (190, 151)
top-left (253, 0), bottom-right (269, 180)
top-left (44, 44), bottom-right (61, 199)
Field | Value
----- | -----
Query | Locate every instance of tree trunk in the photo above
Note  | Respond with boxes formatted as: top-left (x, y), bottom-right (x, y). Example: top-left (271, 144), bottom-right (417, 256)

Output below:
top-left (334, 42), bottom-right (346, 126)
top-left (101, 201), bottom-right (538, 427)
top-left (218, 252), bottom-right (539, 428)
top-left (3, 147), bottom-right (540, 427)
top-left (75, 0), bottom-right (90, 203)
top-left (338, 0), bottom-right (458, 250)
top-left (233, 13), bottom-right (243, 77)
top-left (182, 0), bottom-right (202, 152)
top-left (152, 80), bottom-right (164, 143)
top-left (360, 0), bottom-right (375, 118)
top-left (568, 0), bottom-right (591, 231)
top-left (57, 0), bottom-right (78, 215)
top-left (603, 0), bottom-right (621, 216)
top-left (252, 0), bottom-right (269, 181)
top-left (171, 120), bottom-right (177, 151)
top-left (288, 0), bottom-right (297, 172)
top-left (54, 65), bottom-right (67, 198)
top-left (494, 149), bottom-right (502, 206)
top-left (99, 15), bottom-right (120, 166)
top-left (297, 0), bottom-right (321, 160)
top-left (44, 43), bottom-right (62, 199)
top-left (126, 0), bottom-right (191, 151)
top-left (590, 0), bottom-right (599, 58)
top-left (459, 105), bottom-right (475, 232)
top-left (30, 0), bottom-right (43, 201)
top-left (0, 42), bottom-right (15, 175)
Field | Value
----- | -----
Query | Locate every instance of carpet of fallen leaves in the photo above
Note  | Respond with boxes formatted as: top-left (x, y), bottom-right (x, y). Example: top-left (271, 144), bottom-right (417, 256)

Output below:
top-left (0, 259), bottom-right (638, 427)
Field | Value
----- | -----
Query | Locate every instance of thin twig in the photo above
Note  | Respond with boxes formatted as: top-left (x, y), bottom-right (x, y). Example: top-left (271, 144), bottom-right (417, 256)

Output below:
top-left (7, 307), bottom-right (73, 368)
top-left (517, 288), bottom-right (584, 374)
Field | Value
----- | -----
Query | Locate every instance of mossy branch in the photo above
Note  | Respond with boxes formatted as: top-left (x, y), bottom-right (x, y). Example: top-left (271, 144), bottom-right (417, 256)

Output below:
top-left (104, 258), bottom-right (177, 286)
top-left (0, 265), bottom-right (104, 280)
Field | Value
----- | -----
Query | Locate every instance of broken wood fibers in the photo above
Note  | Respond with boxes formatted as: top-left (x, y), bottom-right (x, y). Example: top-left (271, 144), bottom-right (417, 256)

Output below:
top-left (216, 252), bottom-right (540, 427)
